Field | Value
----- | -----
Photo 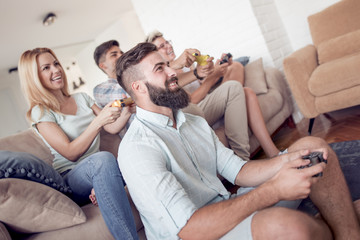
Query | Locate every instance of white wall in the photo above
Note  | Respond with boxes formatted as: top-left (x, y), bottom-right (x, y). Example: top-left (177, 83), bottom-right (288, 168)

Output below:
top-left (275, 0), bottom-right (340, 51)
top-left (250, 0), bottom-right (293, 70)
top-left (75, 10), bottom-right (145, 98)
top-left (130, 0), bottom-right (340, 123)
top-left (0, 0), bottom-right (342, 137)
top-left (0, 10), bottom-right (144, 138)
top-left (0, 70), bottom-right (29, 137)
top-left (132, 0), bottom-right (274, 67)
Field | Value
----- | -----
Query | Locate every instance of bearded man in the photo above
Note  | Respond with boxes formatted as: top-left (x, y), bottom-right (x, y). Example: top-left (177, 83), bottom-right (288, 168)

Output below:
top-left (115, 42), bottom-right (360, 240)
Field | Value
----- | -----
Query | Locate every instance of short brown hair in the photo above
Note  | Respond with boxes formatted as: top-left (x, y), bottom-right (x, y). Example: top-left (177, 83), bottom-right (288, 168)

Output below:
top-left (116, 42), bottom-right (157, 97)
top-left (93, 40), bottom-right (119, 67)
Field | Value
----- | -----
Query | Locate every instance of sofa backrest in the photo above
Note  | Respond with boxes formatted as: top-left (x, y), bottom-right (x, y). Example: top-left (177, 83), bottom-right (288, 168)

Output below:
top-left (308, 0), bottom-right (360, 46)
top-left (0, 129), bottom-right (122, 166)
top-left (0, 129), bottom-right (54, 165)
top-left (99, 129), bottom-right (121, 159)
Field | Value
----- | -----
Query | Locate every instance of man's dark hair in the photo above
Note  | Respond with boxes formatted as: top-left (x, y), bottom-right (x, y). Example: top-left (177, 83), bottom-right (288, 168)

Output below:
top-left (93, 40), bottom-right (119, 67)
top-left (116, 42), bottom-right (157, 96)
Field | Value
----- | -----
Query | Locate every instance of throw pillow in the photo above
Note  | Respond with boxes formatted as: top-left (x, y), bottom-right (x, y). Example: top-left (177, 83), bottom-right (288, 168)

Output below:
top-left (244, 58), bottom-right (268, 95)
top-left (0, 178), bottom-right (86, 233)
top-left (233, 56), bottom-right (250, 66)
top-left (0, 150), bottom-right (71, 194)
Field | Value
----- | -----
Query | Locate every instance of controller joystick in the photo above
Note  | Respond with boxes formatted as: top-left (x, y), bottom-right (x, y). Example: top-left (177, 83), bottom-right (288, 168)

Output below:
top-left (111, 97), bottom-right (134, 108)
top-left (193, 53), bottom-right (210, 66)
top-left (298, 151), bottom-right (327, 177)
top-left (220, 53), bottom-right (233, 65)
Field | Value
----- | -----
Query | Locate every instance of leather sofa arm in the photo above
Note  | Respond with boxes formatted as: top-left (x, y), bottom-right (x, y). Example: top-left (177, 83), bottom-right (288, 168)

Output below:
top-left (283, 45), bottom-right (319, 118)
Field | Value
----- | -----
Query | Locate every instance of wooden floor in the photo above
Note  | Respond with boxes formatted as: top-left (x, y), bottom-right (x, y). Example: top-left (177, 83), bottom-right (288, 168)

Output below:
top-left (254, 105), bottom-right (360, 159)
top-left (224, 105), bottom-right (360, 192)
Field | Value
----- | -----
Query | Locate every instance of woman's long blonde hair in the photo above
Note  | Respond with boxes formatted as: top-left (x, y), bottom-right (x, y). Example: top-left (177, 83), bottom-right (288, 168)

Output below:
top-left (18, 48), bottom-right (70, 122)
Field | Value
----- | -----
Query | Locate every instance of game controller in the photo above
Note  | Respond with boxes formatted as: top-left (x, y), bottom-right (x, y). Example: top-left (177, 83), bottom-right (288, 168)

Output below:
top-left (298, 151), bottom-right (327, 177)
top-left (192, 53), bottom-right (210, 66)
top-left (111, 97), bottom-right (134, 108)
top-left (220, 53), bottom-right (233, 65)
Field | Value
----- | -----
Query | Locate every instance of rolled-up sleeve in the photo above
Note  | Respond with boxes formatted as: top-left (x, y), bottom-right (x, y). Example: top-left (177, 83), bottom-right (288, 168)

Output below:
top-left (212, 130), bottom-right (247, 184)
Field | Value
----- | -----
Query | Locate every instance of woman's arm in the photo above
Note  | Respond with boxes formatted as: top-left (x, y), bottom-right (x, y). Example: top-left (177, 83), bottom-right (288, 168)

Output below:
top-left (37, 102), bottom-right (122, 161)
top-left (189, 60), bottom-right (228, 104)
top-left (92, 101), bottom-right (136, 134)
top-left (177, 57), bottom-right (215, 87)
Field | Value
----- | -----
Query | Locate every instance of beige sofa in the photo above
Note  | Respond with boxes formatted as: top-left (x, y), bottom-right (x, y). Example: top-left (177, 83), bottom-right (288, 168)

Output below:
top-left (0, 58), bottom-right (292, 239)
top-left (0, 129), bottom-right (146, 240)
top-left (283, 0), bottom-right (360, 134)
top-left (212, 58), bottom-right (294, 157)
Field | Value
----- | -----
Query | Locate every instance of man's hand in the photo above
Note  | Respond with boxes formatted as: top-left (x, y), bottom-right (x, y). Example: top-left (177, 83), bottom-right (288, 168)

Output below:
top-left (268, 157), bottom-right (326, 202)
top-left (170, 48), bottom-right (199, 70)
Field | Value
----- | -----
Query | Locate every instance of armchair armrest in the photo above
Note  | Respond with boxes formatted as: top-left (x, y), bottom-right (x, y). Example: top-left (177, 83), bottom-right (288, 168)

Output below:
top-left (283, 45), bottom-right (319, 118)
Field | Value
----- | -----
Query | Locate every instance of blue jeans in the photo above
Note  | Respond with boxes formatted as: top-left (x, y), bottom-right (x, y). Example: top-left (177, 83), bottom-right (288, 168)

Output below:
top-left (63, 151), bottom-right (138, 240)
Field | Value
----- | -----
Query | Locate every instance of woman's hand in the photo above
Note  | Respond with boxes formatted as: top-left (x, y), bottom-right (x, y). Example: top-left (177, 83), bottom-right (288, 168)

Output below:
top-left (92, 100), bottom-right (135, 134)
top-left (171, 49), bottom-right (200, 69)
top-left (122, 103), bottom-right (136, 116)
top-left (93, 102), bottom-right (122, 128)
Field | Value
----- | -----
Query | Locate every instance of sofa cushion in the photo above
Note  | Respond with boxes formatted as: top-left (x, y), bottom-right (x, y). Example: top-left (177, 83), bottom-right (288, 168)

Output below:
top-left (318, 29), bottom-right (360, 64)
top-left (309, 53), bottom-right (360, 97)
top-left (0, 178), bottom-right (86, 233)
top-left (0, 150), bottom-right (71, 194)
top-left (256, 88), bottom-right (283, 123)
top-left (244, 58), bottom-right (268, 95)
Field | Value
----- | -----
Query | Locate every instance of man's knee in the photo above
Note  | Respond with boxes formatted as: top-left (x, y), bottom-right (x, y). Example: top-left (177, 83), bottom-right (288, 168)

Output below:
top-left (252, 207), bottom-right (314, 240)
top-left (221, 80), bottom-right (245, 98)
top-left (289, 136), bottom-right (328, 153)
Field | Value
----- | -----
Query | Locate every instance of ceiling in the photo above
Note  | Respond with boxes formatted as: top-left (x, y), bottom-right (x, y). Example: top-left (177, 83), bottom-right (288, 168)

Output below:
top-left (0, 0), bottom-right (134, 73)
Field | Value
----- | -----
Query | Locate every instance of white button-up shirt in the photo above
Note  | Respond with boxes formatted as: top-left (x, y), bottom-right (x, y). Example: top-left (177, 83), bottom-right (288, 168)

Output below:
top-left (118, 107), bottom-right (247, 240)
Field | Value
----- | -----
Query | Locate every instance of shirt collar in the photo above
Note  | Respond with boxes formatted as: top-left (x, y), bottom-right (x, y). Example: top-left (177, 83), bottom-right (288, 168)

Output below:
top-left (136, 106), bottom-right (186, 129)
top-left (107, 78), bottom-right (118, 83)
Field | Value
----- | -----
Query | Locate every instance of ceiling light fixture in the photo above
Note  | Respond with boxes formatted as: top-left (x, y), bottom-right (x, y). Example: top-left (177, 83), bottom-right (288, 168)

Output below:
top-left (43, 13), bottom-right (57, 26)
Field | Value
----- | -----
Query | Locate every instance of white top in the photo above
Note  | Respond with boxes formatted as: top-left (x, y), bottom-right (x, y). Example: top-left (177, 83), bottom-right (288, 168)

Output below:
top-left (31, 92), bottom-right (99, 173)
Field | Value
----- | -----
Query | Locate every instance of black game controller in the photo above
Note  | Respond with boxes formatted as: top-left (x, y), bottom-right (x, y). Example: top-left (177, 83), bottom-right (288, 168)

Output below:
top-left (220, 53), bottom-right (233, 64)
top-left (298, 151), bottom-right (327, 177)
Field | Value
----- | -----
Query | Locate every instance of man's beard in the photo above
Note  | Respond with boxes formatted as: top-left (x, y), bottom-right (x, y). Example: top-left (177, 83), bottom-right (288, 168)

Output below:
top-left (145, 77), bottom-right (190, 110)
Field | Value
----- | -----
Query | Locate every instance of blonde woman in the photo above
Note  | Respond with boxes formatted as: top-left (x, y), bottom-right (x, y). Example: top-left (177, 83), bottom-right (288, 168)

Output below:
top-left (18, 48), bottom-right (138, 240)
